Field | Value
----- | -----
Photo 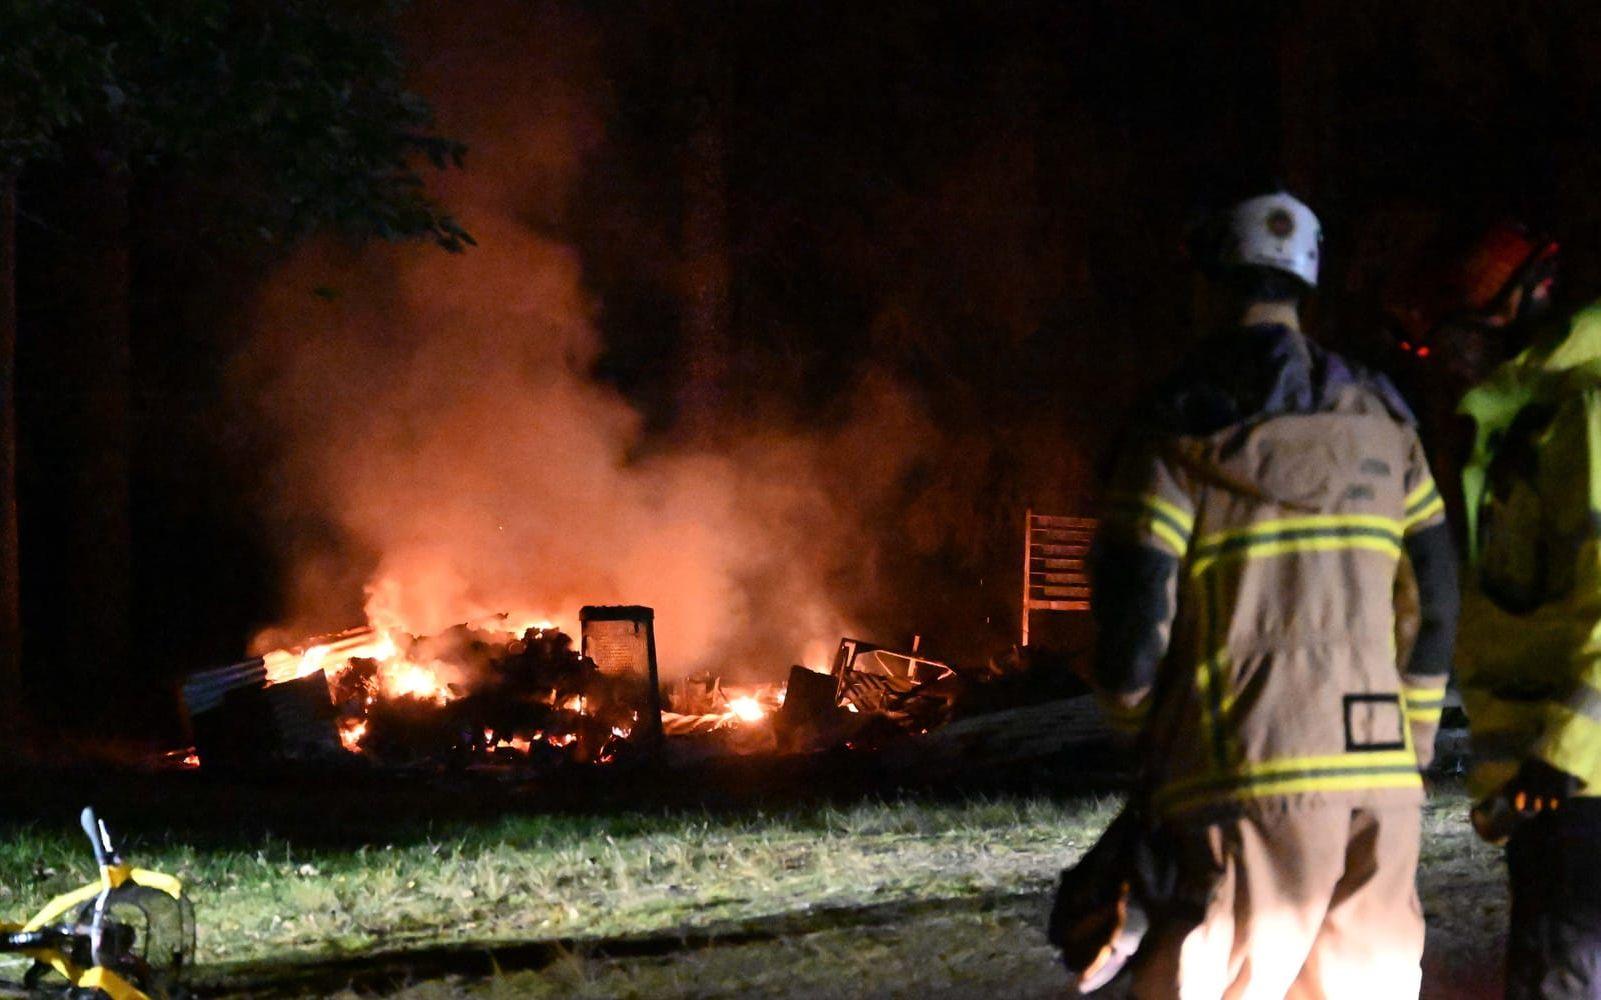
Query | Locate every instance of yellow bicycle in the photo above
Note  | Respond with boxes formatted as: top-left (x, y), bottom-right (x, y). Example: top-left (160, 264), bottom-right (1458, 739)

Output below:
top-left (0, 809), bottom-right (193, 1000)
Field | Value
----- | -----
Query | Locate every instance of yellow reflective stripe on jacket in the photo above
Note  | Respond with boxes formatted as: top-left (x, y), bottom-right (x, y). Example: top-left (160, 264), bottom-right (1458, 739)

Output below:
top-left (1107, 491), bottom-right (1194, 556)
top-left (1402, 684), bottom-right (1446, 722)
top-left (1188, 515), bottom-right (1403, 578)
top-left (1147, 519), bottom-right (1187, 556)
top-left (1402, 476), bottom-right (1453, 531)
top-left (1192, 647), bottom-right (1231, 770)
top-left (1402, 684), bottom-right (1446, 704)
top-left (1143, 494), bottom-right (1194, 533)
top-left (1154, 750), bottom-right (1423, 815)
top-left (1404, 478), bottom-right (1437, 511)
top-left (1192, 545), bottom-right (1234, 771)
top-left (1403, 480), bottom-right (1446, 533)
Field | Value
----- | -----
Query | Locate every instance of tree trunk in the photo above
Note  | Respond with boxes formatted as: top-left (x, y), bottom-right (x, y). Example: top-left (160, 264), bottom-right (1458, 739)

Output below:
top-left (19, 159), bottom-right (132, 733)
top-left (68, 166), bottom-right (132, 727)
top-left (0, 175), bottom-right (20, 748)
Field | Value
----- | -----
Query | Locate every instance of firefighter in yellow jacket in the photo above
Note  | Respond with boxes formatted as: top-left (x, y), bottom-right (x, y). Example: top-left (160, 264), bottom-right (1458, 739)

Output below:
top-left (1388, 222), bottom-right (1601, 998)
top-left (1091, 190), bottom-right (1460, 998)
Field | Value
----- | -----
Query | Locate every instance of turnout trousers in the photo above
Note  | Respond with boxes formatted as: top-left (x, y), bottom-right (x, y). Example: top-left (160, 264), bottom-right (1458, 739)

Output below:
top-left (1130, 803), bottom-right (1424, 1000)
top-left (1506, 798), bottom-right (1601, 999)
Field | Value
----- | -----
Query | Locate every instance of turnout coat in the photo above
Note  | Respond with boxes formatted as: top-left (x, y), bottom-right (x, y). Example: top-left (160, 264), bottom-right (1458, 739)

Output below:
top-left (1092, 306), bottom-right (1459, 819)
top-left (1457, 301), bottom-right (1601, 801)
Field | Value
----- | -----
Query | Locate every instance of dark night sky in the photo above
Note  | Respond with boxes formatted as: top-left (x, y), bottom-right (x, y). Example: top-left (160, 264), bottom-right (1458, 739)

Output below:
top-left (14, 0), bottom-right (1601, 735)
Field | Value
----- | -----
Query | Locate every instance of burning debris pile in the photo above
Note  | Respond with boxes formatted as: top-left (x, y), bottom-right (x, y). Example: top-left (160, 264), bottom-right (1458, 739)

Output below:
top-left (185, 608), bottom-right (663, 768)
top-left (184, 605), bottom-right (801, 770)
top-left (179, 605), bottom-right (1097, 773)
top-left (332, 620), bottom-right (647, 765)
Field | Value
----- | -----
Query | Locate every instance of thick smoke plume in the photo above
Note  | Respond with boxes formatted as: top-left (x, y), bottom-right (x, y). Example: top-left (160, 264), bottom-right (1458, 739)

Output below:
top-left (236, 5), bottom-right (936, 678)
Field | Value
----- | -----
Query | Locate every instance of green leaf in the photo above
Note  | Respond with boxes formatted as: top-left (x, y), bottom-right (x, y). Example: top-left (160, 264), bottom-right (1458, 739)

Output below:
top-left (3, 0), bottom-right (472, 249)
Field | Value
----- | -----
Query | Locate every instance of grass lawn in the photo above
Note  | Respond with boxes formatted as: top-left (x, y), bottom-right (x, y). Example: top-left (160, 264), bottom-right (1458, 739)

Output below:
top-left (0, 786), bottom-right (1504, 998)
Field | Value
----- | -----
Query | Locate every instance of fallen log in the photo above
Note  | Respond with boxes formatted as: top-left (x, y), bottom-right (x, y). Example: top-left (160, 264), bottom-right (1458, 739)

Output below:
top-left (878, 696), bottom-right (1113, 776)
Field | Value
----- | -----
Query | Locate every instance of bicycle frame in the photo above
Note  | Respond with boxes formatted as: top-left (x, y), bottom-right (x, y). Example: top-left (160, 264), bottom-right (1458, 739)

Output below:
top-left (0, 809), bottom-right (189, 1000)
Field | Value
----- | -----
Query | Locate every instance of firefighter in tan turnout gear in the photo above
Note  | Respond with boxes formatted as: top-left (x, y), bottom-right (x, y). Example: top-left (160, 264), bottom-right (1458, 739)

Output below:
top-left (1088, 191), bottom-right (1460, 998)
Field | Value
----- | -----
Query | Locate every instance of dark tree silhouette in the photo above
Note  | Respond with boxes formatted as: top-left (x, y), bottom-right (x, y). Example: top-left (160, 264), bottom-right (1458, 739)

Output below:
top-left (1, 0), bottom-right (468, 745)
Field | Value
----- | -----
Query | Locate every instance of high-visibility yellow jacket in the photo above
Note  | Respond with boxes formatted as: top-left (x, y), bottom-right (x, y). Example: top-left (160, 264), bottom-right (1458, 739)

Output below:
top-left (1092, 306), bottom-right (1459, 819)
top-left (1457, 302), bottom-right (1601, 800)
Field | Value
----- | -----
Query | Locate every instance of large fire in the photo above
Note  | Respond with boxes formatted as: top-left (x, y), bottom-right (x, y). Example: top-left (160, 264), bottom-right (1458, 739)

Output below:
top-left (261, 614), bottom-right (559, 707)
top-left (180, 590), bottom-right (984, 774)
top-left (260, 615), bottom-right (553, 699)
top-left (250, 607), bottom-right (784, 763)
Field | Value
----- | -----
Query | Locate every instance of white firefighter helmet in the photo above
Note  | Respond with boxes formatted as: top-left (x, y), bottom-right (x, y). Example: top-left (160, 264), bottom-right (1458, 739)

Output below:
top-left (1216, 191), bottom-right (1322, 288)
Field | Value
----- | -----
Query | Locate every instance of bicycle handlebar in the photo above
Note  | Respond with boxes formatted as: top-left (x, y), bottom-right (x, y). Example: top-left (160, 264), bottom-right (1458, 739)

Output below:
top-left (0, 927), bottom-right (70, 952)
top-left (80, 806), bottom-right (113, 868)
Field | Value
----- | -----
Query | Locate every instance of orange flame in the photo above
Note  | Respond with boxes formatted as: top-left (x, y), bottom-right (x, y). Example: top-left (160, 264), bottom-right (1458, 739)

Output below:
top-left (382, 660), bottom-right (453, 703)
top-left (339, 719), bottom-right (368, 752)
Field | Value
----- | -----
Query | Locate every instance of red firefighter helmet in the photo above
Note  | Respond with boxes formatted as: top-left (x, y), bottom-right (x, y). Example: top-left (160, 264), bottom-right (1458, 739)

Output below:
top-left (1385, 221), bottom-right (1560, 360)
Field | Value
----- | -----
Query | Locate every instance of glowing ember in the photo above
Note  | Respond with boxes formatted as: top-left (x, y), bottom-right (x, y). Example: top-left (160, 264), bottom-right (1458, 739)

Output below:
top-left (159, 747), bottom-right (202, 770)
top-left (339, 719), bottom-right (368, 752)
top-left (488, 734), bottom-right (534, 754)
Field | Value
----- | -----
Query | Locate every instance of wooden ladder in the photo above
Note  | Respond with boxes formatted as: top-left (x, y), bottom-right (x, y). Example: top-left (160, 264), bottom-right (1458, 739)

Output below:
top-left (1020, 510), bottom-right (1097, 646)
